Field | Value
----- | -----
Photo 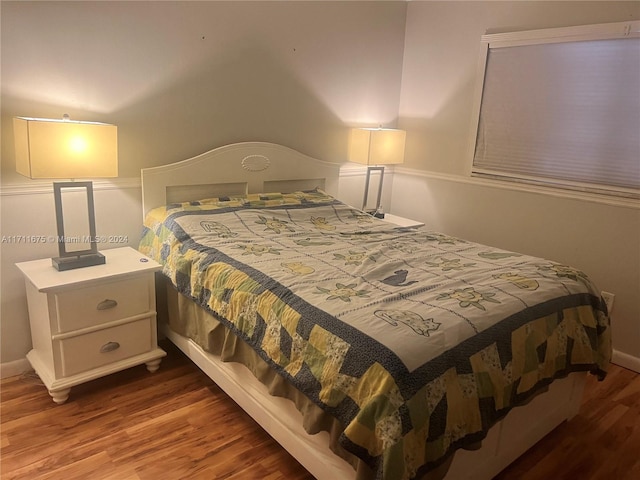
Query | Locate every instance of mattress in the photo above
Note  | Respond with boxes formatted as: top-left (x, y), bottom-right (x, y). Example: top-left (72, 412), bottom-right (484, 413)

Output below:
top-left (140, 189), bottom-right (611, 480)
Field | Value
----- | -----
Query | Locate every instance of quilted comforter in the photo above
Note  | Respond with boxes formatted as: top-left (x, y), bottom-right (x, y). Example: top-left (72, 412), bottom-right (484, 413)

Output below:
top-left (139, 190), bottom-right (611, 480)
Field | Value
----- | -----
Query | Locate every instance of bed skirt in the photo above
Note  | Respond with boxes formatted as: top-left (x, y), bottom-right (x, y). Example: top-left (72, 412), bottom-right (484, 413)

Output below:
top-left (162, 278), bottom-right (457, 480)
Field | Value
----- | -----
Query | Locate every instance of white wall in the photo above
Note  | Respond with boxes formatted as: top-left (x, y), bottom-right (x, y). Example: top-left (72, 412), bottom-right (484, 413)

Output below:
top-left (395, 1), bottom-right (640, 370)
top-left (1, 1), bottom-right (407, 180)
top-left (0, 1), bottom-right (408, 367)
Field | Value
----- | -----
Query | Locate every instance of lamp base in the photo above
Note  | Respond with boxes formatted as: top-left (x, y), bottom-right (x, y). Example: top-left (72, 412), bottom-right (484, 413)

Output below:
top-left (52, 252), bottom-right (106, 271)
top-left (364, 209), bottom-right (385, 219)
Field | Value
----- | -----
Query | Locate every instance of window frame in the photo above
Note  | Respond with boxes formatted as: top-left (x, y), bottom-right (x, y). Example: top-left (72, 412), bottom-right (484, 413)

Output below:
top-left (467, 21), bottom-right (640, 200)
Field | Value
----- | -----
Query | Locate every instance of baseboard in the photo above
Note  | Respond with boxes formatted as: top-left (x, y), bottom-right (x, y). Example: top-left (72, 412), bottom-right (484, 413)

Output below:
top-left (612, 349), bottom-right (640, 373)
top-left (0, 357), bottom-right (32, 379)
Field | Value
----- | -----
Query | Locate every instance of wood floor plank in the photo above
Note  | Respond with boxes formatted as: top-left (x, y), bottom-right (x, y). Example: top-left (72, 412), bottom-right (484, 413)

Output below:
top-left (495, 363), bottom-right (640, 480)
top-left (1, 340), bottom-right (638, 480)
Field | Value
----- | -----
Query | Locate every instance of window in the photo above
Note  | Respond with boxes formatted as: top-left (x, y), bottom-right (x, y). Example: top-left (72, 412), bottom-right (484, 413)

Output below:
top-left (469, 21), bottom-right (640, 199)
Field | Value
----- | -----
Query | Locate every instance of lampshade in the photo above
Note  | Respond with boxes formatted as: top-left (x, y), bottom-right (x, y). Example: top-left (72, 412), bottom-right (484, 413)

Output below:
top-left (349, 128), bottom-right (406, 166)
top-left (13, 116), bottom-right (118, 179)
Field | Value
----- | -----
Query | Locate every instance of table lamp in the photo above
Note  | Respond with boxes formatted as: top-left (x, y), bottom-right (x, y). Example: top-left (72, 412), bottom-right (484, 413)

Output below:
top-left (13, 115), bottom-right (118, 271)
top-left (348, 127), bottom-right (405, 214)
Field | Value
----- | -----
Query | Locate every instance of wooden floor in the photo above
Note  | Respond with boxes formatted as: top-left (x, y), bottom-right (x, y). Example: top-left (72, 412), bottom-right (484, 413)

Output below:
top-left (1, 340), bottom-right (638, 480)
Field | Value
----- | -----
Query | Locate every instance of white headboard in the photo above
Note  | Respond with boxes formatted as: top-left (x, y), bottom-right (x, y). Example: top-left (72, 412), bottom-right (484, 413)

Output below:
top-left (141, 142), bottom-right (342, 218)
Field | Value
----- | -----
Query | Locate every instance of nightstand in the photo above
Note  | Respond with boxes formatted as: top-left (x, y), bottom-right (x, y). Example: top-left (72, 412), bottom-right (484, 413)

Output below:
top-left (382, 214), bottom-right (425, 228)
top-left (16, 247), bottom-right (166, 404)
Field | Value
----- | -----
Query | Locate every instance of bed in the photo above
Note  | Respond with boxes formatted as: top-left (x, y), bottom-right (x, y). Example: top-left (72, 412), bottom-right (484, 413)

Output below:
top-left (139, 142), bottom-right (611, 480)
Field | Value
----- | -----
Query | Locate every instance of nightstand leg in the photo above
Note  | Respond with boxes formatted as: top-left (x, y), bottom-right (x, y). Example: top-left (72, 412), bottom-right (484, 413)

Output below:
top-left (49, 388), bottom-right (70, 404)
top-left (145, 358), bottom-right (162, 373)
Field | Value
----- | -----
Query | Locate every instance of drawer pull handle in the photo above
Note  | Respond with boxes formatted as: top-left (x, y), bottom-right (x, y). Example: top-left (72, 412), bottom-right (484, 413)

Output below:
top-left (100, 341), bottom-right (121, 353)
top-left (97, 299), bottom-right (118, 310)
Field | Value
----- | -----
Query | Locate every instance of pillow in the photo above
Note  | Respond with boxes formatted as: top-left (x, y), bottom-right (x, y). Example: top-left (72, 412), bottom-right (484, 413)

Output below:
top-left (191, 188), bottom-right (336, 208)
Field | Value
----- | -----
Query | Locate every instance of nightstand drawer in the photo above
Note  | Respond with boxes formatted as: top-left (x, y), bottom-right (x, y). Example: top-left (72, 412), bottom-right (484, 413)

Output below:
top-left (55, 276), bottom-right (152, 332)
top-left (58, 317), bottom-right (154, 377)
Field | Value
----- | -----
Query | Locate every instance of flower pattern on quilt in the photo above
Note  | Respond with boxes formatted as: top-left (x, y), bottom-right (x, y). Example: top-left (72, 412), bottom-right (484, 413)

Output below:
top-left (437, 287), bottom-right (500, 311)
top-left (333, 250), bottom-right (378, 266)
top-left (425, 257), bottom-right (476, 271)
top-left (315, 283), bottom-right (370, 302)
top-left (255, 215), bottom-right (296, 234)
top-left (234, 243), bottom-right (282, 256)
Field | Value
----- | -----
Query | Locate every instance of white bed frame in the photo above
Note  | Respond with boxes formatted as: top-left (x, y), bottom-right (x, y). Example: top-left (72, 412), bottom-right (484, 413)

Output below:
top-left (141, 142), bottom-right (586, 480)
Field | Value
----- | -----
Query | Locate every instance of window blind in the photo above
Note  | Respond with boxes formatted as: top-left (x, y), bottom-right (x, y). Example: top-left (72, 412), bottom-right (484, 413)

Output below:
top-left (471, 25), bottom-right (640, 198)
